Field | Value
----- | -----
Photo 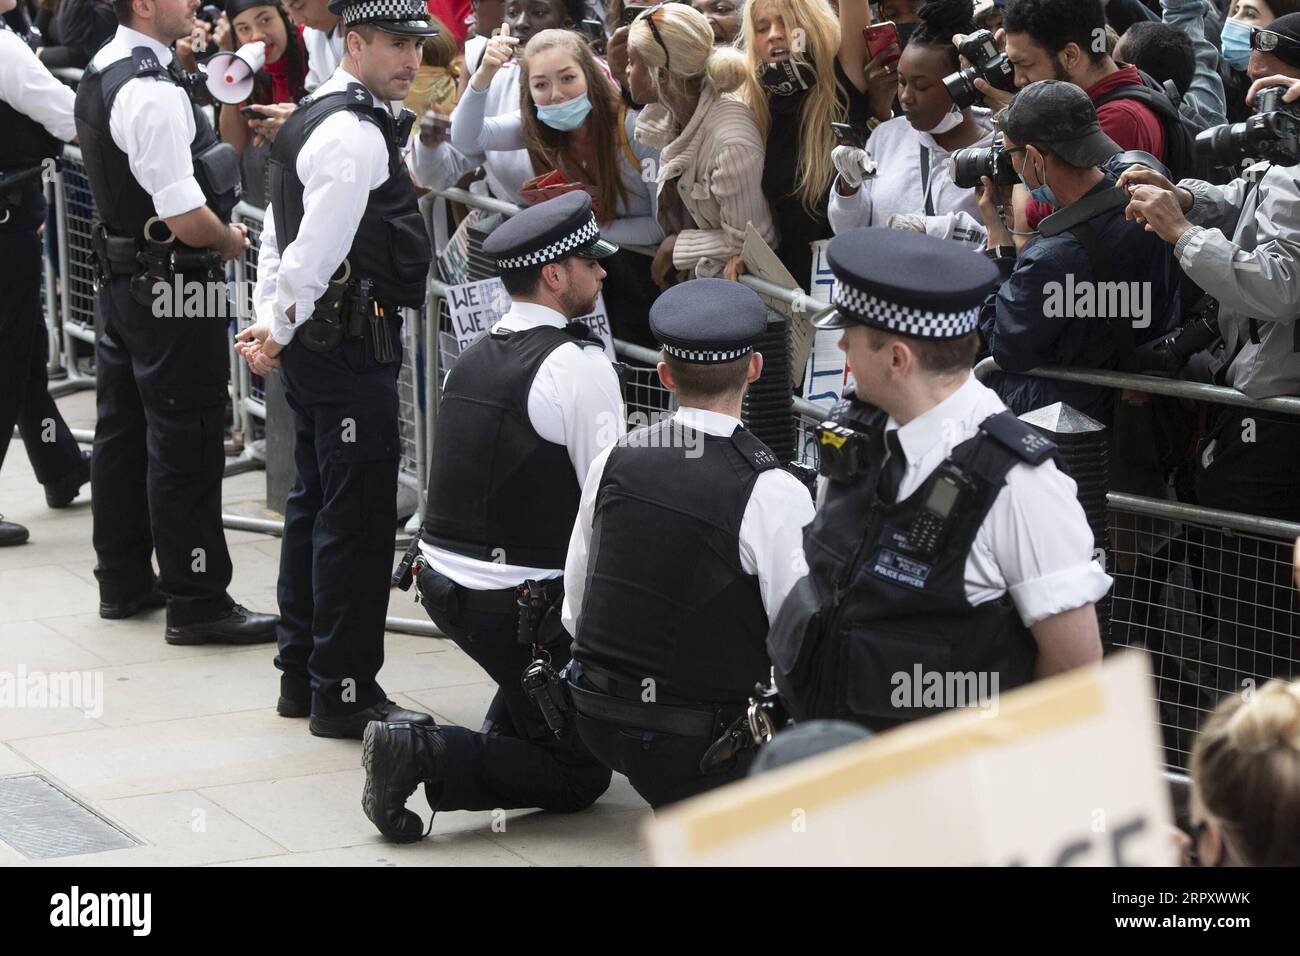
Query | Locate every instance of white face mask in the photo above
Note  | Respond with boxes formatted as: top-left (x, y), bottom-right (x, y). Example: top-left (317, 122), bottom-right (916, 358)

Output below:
top-left (924, 107), bottom-right (964, 135)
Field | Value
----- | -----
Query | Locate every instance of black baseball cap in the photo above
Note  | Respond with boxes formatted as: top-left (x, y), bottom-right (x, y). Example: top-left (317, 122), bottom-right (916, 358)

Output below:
top-left (1000, 79), bottom-right (1121, 168)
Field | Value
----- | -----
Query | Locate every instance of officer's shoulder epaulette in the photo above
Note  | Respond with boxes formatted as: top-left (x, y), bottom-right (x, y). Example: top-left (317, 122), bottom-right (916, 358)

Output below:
top-left (731, 428), bottom-right (781, 472)
top-left (563, 321), bottom-right (604, 350)
top-left (342, 82), bottom-right (375, 110)
top-left (131, 47), bottom-right (166, 78)
top-left (978, 411), bottom-right (1057, 465)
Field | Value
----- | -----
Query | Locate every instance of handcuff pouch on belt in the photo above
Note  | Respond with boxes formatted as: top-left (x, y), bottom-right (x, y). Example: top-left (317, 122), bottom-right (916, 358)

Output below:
top-left (699, 679), bottom-right (790, 773)
top-left (125, 228), bottom-right (224, 309)
top-left (297, 276), bottom-right (395, 363)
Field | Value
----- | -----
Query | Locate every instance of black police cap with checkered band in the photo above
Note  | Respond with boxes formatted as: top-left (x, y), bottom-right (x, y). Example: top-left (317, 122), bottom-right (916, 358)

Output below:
top-left (813, 228), bottom-right (1002, 339)
top-left (482, 191), bottom-right (618, 272)
top-left (327, 0), bottom-right (440, 36)
top-left (651, 278), bottom-right (768, 364)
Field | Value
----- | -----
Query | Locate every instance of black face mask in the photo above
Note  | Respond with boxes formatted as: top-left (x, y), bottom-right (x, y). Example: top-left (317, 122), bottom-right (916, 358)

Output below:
top-left (759, 59), bottom-right (817, 96)
top-left (896, 21), bottom-right (918, 49)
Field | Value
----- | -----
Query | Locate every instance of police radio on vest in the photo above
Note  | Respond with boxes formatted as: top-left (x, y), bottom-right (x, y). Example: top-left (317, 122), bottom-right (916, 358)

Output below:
top-left (202, 41), bottom-right (266, 104)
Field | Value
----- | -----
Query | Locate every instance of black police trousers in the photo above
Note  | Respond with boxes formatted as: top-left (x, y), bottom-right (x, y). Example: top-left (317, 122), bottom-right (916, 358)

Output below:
top-left (274, 323), bottom-right (401, 717)
top-left (415, 564), bottom-right (611, 813)
top-left (0, 229), bottom-right (83, 489)
top-left (573, 707), bottom-right (752, 810)
top-left (91, 271), bottom-right (234, 624)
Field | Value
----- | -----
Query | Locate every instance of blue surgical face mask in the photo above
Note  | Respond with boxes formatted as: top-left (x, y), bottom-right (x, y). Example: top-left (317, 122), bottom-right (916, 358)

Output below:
top-left (536, 93), bottom-right (593, 131)
top-left (1222, 17), bottom-right (1252, 72)
top-left (1020, 154), bottom-right (1058, 206)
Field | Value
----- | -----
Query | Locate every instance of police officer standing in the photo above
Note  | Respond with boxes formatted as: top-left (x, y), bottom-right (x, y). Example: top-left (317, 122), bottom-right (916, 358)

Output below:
top-left (235, 0), bottom-right (437, 738)
top-left (75, 0), bottom-right (279, 639)
top-left (768, 229), bottom-right (1110, 731)
top-left (360, 191), bottom-right (623, 842)
top-left (563, 279), bottom-right (817, 808)
top-left (0, 5), bottom-right (91, 547)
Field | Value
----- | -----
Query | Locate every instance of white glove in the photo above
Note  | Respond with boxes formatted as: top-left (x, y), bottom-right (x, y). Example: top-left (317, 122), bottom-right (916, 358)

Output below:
top-left (832, 144), bottom-right (877, 190)
top-left (886, 213), bottom-right (927, 233)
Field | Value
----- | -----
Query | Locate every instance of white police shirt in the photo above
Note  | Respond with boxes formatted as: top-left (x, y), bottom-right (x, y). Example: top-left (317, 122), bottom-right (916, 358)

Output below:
top-left (253, 65), bottom-right (394, 346)
top-left (418, 300), bottom-right (626, 591)
top-left (0, 28), bottom-right (76, 142)
top-left (303, 23), bottom-right (346, 93)
top-left (88, 26), bottom-right (206, 220)
top-left (561, 406), bottom-right (817, 637)
top-left (872, 373), bottom-right (1112, 627)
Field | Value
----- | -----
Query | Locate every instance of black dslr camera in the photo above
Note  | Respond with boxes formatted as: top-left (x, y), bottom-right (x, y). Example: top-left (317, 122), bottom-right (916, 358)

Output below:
top-left (943, 29), bottom-right (1016, 110)
top-left (1196, 85), bottom-right (1300, 167)
top-left (1135, 296), bottom-right (1222, 376)
top-left (951, 133), bottom-right (1021, 189)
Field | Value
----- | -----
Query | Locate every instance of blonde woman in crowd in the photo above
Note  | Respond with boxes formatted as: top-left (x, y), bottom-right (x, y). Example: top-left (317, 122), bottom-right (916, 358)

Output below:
top-left (627, 3), bottom-right (774, 285)
top-left (1184, 679), bottom-right (1300, 866)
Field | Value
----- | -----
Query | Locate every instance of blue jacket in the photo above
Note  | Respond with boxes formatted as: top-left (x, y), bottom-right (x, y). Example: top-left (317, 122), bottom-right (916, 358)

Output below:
top-left (979, 177), bottom-right (1182, 422)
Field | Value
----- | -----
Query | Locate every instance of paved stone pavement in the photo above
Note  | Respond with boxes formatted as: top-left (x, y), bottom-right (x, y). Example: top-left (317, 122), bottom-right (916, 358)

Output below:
top-left (0, 389), bottom-right (649, 866)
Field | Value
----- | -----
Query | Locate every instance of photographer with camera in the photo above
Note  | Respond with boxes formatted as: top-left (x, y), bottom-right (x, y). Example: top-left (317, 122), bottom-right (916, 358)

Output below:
top-left (974, 80), bottom-right (1181, 424)
top-left (1118, 13), bottom-right (1300, 523)
top-left (961, 0), bottom-right (1172, 232)
top-left (829, 0), bottom-right (992, 246)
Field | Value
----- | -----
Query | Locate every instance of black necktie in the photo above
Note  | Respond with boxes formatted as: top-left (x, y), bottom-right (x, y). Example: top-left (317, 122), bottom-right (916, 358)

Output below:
top-left (877, 430), bottom-right (907, 504)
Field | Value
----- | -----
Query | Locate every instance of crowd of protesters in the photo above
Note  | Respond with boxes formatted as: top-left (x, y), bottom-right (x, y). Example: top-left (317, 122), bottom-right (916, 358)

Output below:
top-left (4, 0), bottom-right (1300, 864)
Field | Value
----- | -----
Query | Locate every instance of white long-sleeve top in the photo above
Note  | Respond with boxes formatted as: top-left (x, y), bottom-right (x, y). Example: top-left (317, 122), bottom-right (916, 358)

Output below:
top-left (827, 109), bottom-right (994, 247)
top-left (450, 81), bottom-right (663, 247)
top-left (635, 81), bottom-right (775, 276)
top-left (303, 24), bottom-right (345, 93)
top-left (561, 406), bottom-right (816, 637)
top-left (437, 57), bottom-right (532, 205)
top-left (253, 66), bottom-right (394, 346)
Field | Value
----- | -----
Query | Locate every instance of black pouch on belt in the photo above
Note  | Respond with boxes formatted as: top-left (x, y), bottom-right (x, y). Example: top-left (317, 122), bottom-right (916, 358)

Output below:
top-left (298, 277), bottom-right (351, 353)
top-left (367, 300), bottom-right (397, 365)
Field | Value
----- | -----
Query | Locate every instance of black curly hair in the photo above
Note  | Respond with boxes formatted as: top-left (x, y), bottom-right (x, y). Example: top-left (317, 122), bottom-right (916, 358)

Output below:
top-left (907, 0), bottom-right (976, 71)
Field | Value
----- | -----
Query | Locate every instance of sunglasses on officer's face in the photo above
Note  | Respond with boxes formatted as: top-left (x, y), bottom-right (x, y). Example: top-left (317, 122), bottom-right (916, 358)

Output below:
top-left (1251, 27), bottom-right (1300, 60)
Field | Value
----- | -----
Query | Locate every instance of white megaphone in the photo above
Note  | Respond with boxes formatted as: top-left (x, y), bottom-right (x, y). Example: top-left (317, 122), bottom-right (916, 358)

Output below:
top-left (203, 40), bottom-right (266, 104)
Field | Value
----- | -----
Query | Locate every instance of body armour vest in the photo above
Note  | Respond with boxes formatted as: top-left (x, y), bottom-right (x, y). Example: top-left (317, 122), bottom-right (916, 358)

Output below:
top-left (573, 421), bottom-right (780, 704)
top-left (767, 393), bottom-right (1058, 731)
top-left (422, 323), bottom-right (598, 569)
top-left (267, 84), bottom-right (430, 308)
top-left (74, 49), bottom-right (241, 240)
top-left (0, 74), bottom-right (61, 232)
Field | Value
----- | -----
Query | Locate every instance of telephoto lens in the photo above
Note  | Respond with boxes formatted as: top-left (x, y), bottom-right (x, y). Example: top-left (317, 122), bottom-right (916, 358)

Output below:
top-left (1194, 85), bottom-right (1300, 166)
top-left (951, 134), bottom-right (1021, 189)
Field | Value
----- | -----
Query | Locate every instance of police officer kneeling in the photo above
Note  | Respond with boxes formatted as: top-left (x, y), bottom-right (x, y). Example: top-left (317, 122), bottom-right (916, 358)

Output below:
top-left (361, 192), bottom-right (624, 841)
top-left (768, 230), bottom-right (1110, 730)
top-left (563, 279), bottom-right (816, 809)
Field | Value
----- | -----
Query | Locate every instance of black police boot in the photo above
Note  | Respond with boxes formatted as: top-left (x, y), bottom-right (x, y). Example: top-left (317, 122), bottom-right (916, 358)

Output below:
top-left (0, 516), bottom-right (29, 547)
top-left (165, 604), bottom-right (279, 646)
top-left (309, 699), bottom-right (434, 740)
top-left (99, 583), bottom-right (167, 620)
top-left (277, 677), bottom-right (311, 719)
top-left (361, 720), bottom-right (447, 843)
top-left (45, 451), bottom-right (91, 509)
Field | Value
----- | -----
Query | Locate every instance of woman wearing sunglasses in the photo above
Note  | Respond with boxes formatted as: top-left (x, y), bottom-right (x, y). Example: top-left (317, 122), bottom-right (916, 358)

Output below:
top-left (1221, 0), bottom-right (1300, 122)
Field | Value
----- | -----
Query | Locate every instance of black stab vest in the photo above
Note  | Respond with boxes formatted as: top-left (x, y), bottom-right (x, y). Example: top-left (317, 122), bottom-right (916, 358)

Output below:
top-left (422, 323), bottom-right (598, 569)
top-left (73, 48), bottom-right (239, 240)
top-left (266, 85), bottom-right (430, 308)
top-left (767, 394), bottom-right (1054, 731)
top-left (0, 67), bottom-right (61, 232)
top-left (572, 421), bottom-right (780, 704)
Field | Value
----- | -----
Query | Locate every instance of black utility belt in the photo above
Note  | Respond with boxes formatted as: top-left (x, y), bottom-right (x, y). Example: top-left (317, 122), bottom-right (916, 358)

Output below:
top-left (570, 664), bottom-right (743, 738)
top-left (296, 276), bottom-right (399, 361)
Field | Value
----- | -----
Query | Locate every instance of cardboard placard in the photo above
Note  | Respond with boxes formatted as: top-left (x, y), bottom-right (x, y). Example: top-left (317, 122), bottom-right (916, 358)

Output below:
top-left (645, 652), bottom-right (1175, 867)
top-left (443, 276), bottom-right (615, 360)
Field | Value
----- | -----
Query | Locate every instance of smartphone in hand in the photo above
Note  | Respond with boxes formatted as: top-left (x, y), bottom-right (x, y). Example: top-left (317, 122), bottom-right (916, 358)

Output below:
top-left (864, 21), bottom-right (901, 66)
top-left (623, 4), bottom-right (654, 26)
top-left (831, 121), bottom-right (870, 150)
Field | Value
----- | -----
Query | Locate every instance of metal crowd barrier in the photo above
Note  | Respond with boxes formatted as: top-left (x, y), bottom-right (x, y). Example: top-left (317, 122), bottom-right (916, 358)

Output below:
top-left (973, 357), bottom-right (1300, 771)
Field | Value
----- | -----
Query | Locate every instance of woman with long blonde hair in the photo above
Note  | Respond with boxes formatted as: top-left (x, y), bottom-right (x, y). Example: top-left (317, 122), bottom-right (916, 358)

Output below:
top-left (627, 3), bottom-right (775, 284)
top-left (738, 0), bottom-right (895, 283)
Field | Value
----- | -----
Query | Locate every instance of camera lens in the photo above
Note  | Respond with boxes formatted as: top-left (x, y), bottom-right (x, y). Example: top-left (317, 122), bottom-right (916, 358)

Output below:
top-left (942, 68), bottom-right (981, 111)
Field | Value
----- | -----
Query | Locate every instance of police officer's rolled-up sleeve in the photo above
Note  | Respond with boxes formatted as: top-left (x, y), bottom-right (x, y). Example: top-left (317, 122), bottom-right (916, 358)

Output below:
top-left (975, 462), bottom-right (1112, 627)
top-left (109, 78), bottom-right (205, 219)
top-left (1174, 166), bottom-right (1300, 323)
top-left (0, 31), bottom-right (77, 142)
top-left (271, 112), bottom-right (390, 345)
top-left (738, 469), bottom-right (816, 624)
